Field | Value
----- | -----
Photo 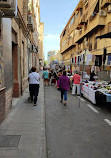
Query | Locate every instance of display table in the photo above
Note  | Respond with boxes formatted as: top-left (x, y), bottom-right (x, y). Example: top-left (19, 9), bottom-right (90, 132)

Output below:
top-left (83, 85), bottom-right (96, 104)
top-left (95, 91), bottom-right (111, 105)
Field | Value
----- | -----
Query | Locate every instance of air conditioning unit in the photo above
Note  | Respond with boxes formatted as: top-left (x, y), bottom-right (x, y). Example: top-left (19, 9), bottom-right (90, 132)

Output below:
top-left (99, 10), bottom-right (107, 17)
top-left (107, 4), bottom-right (111, 13)
top-left (0, 0), bottom-right (17, 17)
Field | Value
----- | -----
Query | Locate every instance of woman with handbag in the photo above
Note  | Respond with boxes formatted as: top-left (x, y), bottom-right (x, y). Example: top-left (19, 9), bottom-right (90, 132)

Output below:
top-left (58, 71), bottom-right (70, 106)
top-left (28, 67), bottom-right (40, 106)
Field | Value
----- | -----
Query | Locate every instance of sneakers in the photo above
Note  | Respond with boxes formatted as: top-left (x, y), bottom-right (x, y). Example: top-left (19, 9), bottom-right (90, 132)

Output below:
top-left (34, 104), bottom-right (37, 106)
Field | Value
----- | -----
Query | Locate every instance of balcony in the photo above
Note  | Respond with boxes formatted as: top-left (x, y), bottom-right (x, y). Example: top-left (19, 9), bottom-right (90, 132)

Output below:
top-left (74, 13), bottom-right (105, 43)
top-left (27, 14), bottom-right (34, 32)
top-left (101, 0), bottom-right (111, 8)
top-left (0, 0), bottom-right (17, 17)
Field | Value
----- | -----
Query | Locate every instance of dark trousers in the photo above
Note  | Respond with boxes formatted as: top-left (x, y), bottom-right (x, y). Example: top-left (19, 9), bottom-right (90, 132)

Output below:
top-left (29, 84), bottom-right (39, 104)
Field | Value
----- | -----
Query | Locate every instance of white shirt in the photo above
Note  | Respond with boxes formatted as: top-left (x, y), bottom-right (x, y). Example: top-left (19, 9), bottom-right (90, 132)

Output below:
top-left (28, 72), bottom-right (40, 84)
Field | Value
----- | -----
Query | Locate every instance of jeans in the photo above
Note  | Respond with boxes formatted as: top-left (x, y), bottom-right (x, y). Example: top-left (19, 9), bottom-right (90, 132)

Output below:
top-left (61, 90), bottom-right (67, 101)
top-left (29, 84), bottom-right (39, 104)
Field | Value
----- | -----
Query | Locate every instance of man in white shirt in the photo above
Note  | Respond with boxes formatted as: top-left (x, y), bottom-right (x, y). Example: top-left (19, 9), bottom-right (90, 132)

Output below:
top-left (28, 67), bottom-right (40, 106)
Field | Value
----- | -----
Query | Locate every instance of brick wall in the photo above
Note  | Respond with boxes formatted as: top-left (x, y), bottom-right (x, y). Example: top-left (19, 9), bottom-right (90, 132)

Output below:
top-left (0, 89), bottom-right (6, 123)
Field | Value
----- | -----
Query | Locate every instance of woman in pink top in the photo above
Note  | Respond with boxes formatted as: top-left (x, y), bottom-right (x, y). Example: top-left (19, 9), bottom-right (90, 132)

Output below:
top-left (72, 71), bottom-right (81, 95)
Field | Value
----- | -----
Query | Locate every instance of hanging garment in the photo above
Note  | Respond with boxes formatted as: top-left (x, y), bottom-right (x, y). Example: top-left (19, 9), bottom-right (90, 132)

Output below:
top-left (107, 55), bottom-right (111, 65)
top-left (95, 55), bottom-right (102, 66)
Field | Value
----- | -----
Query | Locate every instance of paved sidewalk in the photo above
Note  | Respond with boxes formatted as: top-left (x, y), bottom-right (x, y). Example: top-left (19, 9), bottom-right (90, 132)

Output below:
top-left (0, 79), bottom-right (47, 158)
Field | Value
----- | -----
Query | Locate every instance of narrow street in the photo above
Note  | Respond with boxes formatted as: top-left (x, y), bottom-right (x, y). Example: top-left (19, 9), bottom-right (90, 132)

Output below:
top-left (45, 86), bottom-right (111, 158)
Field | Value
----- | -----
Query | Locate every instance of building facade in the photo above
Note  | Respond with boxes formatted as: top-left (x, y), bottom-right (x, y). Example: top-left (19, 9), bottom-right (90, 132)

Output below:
top-left (28, 0), bottom-right (44, 71)
top-left (60, 0), bottom-right (111, 78)
top-left (0, 0), bottom-right (43, 123)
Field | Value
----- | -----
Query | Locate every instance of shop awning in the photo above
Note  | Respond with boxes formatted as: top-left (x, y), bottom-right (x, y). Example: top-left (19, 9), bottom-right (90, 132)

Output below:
top-left (86, 0), bottom-right (98, 20)
top-left (96, 32), bottom-right (111, 39)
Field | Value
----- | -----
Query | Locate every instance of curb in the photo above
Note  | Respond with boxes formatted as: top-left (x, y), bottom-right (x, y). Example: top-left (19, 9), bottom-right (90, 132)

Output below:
top-left (40, 78), bottom-right (47, 158)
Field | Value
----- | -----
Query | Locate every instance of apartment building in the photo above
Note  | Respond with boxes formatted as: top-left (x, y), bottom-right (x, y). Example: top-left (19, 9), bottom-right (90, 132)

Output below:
top-left (0, 0), bottom-right (43, 123)
top-left (60, 0), bottom-right (111, 76)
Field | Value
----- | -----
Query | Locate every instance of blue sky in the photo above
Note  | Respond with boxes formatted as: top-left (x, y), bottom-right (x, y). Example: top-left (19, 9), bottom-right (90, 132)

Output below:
top-left (40, 0), bottom-right (80, 60)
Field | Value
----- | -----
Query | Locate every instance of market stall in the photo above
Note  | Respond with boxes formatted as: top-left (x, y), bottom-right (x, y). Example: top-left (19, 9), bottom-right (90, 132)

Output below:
top-left (82, 81), bottom-right (111, 105)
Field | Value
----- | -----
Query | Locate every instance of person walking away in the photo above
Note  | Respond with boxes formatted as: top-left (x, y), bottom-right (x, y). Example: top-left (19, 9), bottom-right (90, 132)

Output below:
top-left (48, 69), bottom-right (52, 85)
top-left (28, 67), bottom-right (40, 106)
top-left (72, 71), bottom-right (81, 95)
top-left (53, 71), bottom-right (57, 86)
top-left (57, 70), bottom-right (62, 89)
top-left (43, 68), bottom-right (49, 86)
top-left (58, 71), bottom-right (70, 106)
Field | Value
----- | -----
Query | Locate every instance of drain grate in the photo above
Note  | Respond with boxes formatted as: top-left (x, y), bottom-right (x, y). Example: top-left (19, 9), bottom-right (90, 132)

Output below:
top-left (0, 135), bottom-right (21, 147)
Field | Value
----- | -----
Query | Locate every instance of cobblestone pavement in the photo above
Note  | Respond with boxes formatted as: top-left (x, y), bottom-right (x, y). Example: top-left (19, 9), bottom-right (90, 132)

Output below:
top-left (45, 86), bottom-right (111, 158)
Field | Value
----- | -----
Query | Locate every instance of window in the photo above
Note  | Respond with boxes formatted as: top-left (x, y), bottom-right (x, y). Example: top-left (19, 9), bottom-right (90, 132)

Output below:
top-left (84, 23), bottom-right (88, 31)
top-left (80, 9), bottom-right (83, 16)
top-left (63, 29), bottom-right (66, 37)
top-left (69, 16), bottom-right (74, 28)
top-left (62, 40), bottom-right (67, 48)
top-left (75, 12), bottom-right (79, 19)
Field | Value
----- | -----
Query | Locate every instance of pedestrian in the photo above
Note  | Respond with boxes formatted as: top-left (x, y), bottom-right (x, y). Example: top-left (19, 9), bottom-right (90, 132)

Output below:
top-left (72, 71), bottom-right (81, 95)
top-left (57, 70), bottom-right (62, 89)
top-left (89, 70), bottom-right (96, 81)
top-left (28, 67), bottom-right (32, 101)
top-left (51, 69), bottom-right (56, 86)
top-left (28, 67), bottom-right (40, 106)
top-left (43, 68), bottom-right (49, 86)
top-left (58, 71), bottom-right (70, 106)
top-left (48, 68), bottom-right (52, 85)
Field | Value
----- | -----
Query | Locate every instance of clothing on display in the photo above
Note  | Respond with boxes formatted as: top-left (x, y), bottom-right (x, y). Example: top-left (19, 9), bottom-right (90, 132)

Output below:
top-left (95, 55), bottom-right (102, 66)
top-left (107, 55), bottom-right (111, 65)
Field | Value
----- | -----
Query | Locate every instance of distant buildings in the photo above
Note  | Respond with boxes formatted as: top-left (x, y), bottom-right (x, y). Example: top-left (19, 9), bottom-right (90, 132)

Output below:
top-left (47, 51), bottom-right (56, 66)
